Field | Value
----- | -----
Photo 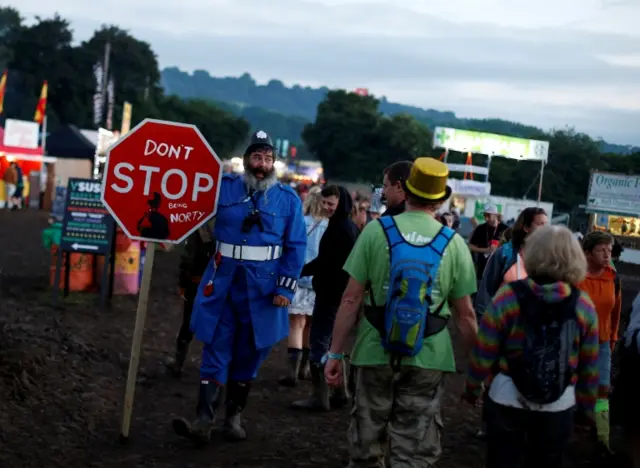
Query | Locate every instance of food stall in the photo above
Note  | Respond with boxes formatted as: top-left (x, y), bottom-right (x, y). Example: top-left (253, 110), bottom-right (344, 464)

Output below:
top-left (0, 120), bottom-right (56, 208)
top-left (440, 178), bottom-right (491, 217)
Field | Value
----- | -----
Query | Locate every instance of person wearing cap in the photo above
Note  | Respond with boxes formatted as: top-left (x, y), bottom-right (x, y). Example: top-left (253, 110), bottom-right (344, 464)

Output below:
top-left (172, 130), bottom-right (307, 445)
top-left (324, 157), bottom-right (478, 466)
top-left (469, 203), bottom-right (508, 281)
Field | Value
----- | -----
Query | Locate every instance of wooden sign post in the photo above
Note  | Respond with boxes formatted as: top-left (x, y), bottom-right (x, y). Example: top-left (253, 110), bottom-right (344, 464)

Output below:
top-left (119, 241), bottom-right (155, 440)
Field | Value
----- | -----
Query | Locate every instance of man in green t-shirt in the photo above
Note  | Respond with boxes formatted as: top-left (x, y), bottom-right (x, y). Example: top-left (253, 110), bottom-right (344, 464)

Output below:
top-left (324, 157), bottom-right (478, 467)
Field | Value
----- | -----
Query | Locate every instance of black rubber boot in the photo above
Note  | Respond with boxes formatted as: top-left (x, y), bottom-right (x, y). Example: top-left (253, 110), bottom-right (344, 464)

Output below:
top-left (166, 339), bottom-right (190, 377)
top-left (298, 347), bottom-right (311, 380)
top-left (290, 362), bottom-right (330, 412)
top-left (172, 380), bottom-right (223, 445)
top-left (224, 380), bottom-right (251, 441)
top-left (278, 350), bottom-right (302, 387)
top-left (330, 386), bottom-right (350, 409)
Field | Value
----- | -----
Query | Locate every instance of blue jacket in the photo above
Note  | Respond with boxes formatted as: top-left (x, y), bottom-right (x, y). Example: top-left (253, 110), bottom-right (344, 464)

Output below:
top-left (191, 173), bottom-right (307, 349)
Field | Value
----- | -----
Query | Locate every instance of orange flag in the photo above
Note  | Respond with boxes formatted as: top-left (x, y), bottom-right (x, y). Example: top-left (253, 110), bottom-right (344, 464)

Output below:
top-left (0, 70), bottom-right (7, 115)
top-left (34, 80), bottom-right (48, 124)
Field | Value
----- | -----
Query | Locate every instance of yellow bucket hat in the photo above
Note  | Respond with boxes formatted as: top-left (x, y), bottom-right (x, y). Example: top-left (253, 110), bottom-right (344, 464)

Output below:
top-left (405, 157), bottom-right (452, 202)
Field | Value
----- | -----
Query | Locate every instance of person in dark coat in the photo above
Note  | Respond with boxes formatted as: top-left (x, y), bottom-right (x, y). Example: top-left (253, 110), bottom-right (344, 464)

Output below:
top-left (166, 221), bottom-right (216, 376)
top-left (291, 184), bottom-right (359, 411)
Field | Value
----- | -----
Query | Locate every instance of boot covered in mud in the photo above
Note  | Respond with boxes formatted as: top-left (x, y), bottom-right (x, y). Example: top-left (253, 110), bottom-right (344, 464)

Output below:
top-left (290, 362), bottom-right (330, 412)
top-left (172, 380), bottom-right (222, 444)
top-left (224, 380), bottom-right (251, 441)
top-left (166, 339), bottom-right (190, 377)
top-left (298, 347), bottom-right (311, 380)
top-left (278, 349), bottom-right (302, 387)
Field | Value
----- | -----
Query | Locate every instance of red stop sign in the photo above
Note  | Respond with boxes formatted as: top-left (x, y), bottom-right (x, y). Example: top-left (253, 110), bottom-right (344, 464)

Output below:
top-left (100, 118), bottom-right (222, 244)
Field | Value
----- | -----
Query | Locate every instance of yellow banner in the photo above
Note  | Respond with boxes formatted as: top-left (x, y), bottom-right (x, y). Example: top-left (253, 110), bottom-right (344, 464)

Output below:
top-left (121, 102), bottom-right (132, 134)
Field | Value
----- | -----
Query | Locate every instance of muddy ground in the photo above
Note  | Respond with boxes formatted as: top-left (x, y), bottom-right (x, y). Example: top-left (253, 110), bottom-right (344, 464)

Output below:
top-left (0, 210), bottom-right (637, 468)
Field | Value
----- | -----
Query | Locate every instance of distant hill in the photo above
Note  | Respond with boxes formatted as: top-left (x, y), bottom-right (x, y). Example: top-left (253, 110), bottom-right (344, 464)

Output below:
top-left (161, 67), bottom-right (639, 155)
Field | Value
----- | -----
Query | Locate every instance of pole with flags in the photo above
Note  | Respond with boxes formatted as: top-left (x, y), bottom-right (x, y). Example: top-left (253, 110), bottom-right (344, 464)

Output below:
top-left (34, 81), bottom-right (48, 153)
top-left (93, 62), bottom-right (104, 126)
top-left (106, 77), bottom-right (115, 130)
top-left (0, 70), bottom-right (7, 115)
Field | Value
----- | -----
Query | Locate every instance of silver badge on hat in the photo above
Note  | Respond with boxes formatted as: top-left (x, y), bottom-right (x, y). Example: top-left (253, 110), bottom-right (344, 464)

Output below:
top-left (256, 130), bottom-right (267, 139)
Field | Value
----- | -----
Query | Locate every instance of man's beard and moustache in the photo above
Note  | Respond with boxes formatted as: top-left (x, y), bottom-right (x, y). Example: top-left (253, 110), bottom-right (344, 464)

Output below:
top-left (244, 162), bottom-right (278, 192)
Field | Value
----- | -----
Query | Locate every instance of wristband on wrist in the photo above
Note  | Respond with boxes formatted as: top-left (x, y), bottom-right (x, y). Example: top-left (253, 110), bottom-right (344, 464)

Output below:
top-left (321, 352), bottom-right (344, 364)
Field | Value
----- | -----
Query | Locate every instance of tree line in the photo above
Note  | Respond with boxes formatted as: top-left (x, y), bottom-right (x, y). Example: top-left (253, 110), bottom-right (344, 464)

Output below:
top-left (0, 8), bottom-right (249, 158)
top-left (303, 90), bottom-right (640, 213)
top-left (162, 68), bottom-right (638, 156)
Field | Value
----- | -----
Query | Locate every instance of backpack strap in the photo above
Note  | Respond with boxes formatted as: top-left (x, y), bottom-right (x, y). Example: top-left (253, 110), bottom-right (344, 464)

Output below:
top-left (367, 216), bottom-right (405, 308)
top-left (614, 272), bottom-right (621, 297)
top-left (424, 226), bottom-right (456, 336)
top-left (378, 216), bottom-right (405, 254)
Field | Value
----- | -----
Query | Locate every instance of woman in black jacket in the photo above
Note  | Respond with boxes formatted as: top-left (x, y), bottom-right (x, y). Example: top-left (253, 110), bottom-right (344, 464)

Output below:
top-left (291, 185), bottom-right (359, 412)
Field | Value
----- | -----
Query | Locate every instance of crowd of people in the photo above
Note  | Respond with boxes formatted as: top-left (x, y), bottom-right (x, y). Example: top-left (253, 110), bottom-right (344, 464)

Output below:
top-left (165, 129), bottom-right (640, 468)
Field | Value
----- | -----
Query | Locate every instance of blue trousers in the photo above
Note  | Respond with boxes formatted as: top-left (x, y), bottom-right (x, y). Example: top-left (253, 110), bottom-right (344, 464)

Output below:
top-left (200, 270), bottom-right (271, 384)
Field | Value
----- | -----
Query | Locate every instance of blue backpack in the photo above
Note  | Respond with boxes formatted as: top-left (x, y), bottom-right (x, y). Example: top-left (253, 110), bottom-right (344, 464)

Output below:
top-left (365, 216), bottom-right (455, 368)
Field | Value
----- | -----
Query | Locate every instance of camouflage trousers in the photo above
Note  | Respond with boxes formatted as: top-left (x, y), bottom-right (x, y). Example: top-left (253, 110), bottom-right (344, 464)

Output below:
top-left (347, 365), bottom-right (446, 468)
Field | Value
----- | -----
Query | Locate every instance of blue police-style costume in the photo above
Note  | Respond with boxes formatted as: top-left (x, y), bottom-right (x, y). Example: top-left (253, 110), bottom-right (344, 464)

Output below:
top-left (172, 130), bottom-right (307, 445)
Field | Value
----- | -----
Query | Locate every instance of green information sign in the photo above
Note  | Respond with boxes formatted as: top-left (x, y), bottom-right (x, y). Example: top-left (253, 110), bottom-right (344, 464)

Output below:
top-left (433, 127), bottom-right (549, 162)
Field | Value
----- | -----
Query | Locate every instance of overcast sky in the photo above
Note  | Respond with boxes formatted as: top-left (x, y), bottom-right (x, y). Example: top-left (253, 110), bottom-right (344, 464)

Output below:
top-left (11, 0), bottom-right (640, 145)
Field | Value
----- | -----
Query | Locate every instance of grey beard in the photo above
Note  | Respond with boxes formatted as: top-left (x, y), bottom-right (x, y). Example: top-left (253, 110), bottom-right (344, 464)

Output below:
top-left (243, 171), bottom-right (278, 192)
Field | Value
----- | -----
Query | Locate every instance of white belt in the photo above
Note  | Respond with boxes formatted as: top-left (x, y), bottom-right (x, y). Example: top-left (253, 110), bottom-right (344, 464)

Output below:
top-left (217, 241), bottom-right (282, 261)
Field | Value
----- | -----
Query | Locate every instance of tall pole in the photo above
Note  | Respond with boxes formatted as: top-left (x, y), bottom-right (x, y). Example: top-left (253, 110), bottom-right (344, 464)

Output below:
top-left (101, 40), bottom-right (111, 128)
top-left (537, 161), bottom-right (546, 205)
top-left (42, 115), bottom-right (48, 154)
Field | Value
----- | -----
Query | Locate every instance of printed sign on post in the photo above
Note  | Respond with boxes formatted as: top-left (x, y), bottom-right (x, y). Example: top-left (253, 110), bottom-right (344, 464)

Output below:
top-left (587, 171), bottom-right (640, 216)
top-left (61, 178), bottom-right (115, 255)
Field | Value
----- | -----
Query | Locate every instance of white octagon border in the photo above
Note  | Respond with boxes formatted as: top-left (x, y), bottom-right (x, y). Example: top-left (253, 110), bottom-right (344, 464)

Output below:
top-left (100, 118), bottom-right (223, 245)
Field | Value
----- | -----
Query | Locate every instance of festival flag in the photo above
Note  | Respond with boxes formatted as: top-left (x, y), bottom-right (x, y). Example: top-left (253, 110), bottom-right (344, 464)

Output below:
top-left (0, 70), bottom-right (7, 115)
top-left (106, 77), bottom-right (115, 130)
top-left (34, 80), bottom-right (48, 124)
top-left (93, 62), bottom-right (104, 126)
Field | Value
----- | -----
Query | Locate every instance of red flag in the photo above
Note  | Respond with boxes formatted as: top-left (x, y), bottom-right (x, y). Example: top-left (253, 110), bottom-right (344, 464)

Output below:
top-left (34, 80), bottom-right (48, 124)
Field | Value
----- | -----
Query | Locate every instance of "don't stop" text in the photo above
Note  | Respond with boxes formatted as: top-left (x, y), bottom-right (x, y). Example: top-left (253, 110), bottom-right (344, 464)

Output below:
top-left (109, 163), bottom-right (215, 202)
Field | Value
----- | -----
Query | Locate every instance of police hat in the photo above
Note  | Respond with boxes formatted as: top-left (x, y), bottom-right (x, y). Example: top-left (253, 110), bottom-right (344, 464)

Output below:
top-left (244, 130), bottom-right (274, 156)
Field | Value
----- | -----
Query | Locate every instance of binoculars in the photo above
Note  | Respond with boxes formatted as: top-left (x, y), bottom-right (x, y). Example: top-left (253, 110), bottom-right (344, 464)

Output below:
top-left (242, 211), bottom-right (264, 233)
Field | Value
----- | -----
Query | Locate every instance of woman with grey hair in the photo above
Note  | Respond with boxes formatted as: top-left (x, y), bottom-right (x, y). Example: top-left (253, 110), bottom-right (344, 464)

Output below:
top-left (463, 225), bottom-right (600, 468)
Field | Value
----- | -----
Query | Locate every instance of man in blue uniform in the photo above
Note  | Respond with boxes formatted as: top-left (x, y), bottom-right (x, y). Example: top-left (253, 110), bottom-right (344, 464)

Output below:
top-left (172, 130), bottom-right (307, 445)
